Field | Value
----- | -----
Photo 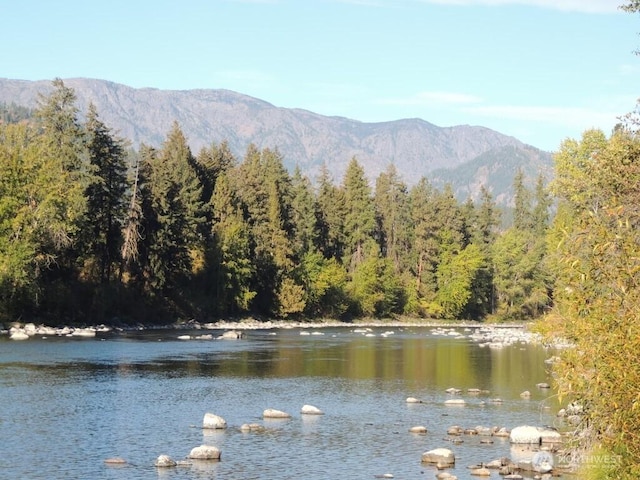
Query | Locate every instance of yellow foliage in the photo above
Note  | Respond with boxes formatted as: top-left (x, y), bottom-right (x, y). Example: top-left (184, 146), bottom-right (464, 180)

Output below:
top-left (545, 129), bottom-right (640, 479)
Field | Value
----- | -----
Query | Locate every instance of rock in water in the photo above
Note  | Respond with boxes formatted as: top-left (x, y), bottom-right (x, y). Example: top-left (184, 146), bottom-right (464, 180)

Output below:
top-left (155, 455), bottom-right (177, 467)
top-left (203, 412), bottom-right (227, 429)
top-left (300, 404), bottom-right (324, 415)
top-left (188, 445), bottom-right (221, 460)
top-left (509, 425), bottom-right (541, 444)
top-left (421, 448), bottom-right (455, 466)
top-left (263, 408), bottom-right (291, 419)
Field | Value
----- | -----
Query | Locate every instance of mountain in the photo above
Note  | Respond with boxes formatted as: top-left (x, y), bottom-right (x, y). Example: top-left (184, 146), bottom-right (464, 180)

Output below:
top-left (429, 144), bottom-right (554, 206)
top-left (0, 77), bottom-right (553, 203)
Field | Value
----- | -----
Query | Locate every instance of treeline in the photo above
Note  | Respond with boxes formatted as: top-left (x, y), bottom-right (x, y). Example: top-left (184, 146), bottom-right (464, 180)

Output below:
top-left (0, 80), bottom-right (553, 325)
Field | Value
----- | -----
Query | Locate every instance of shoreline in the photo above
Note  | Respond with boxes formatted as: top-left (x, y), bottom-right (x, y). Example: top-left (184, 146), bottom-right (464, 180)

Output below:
top-left (2, 317), bottom-right (542, 342)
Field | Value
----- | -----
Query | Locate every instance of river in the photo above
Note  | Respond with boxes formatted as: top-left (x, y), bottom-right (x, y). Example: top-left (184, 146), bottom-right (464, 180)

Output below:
top-left (0, 325), bottom-right (561, 479)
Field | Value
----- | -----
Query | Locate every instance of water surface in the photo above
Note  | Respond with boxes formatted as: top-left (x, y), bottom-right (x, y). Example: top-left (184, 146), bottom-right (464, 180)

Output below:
top-left (0, 326), bottom-right (560, 479)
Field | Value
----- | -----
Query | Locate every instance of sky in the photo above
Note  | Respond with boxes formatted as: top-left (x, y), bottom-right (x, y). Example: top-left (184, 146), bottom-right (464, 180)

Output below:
top-left (1, 0), bottom-right (639, 151)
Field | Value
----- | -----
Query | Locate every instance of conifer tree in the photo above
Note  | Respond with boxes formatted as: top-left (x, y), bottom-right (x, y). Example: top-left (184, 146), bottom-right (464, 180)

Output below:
top-left (316, 164), bottom-right (346, 261)
top-left (139, 123), bottom-right (204, 294)
top-left (84, 103), bottom-right (128, 283)
top-left (342, 157), bottom-right (376, 270)
top-left (374, 164), bottom-right (410, 271)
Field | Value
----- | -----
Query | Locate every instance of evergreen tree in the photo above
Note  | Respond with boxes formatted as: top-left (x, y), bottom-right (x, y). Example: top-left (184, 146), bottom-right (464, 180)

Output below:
top-left (316, 164), bottom-right (346, 261)
top-left (342, 157), bottom-right (376, 270)
top-left (83, 103), bottom-right (128, 283)
top-left (407, 178), bottom-right (439, 315)
top-left (210, 171), bottom-right (255, 314)
top-left (33, 79), bottom-right (91, 262)
top-left (374, 164), bottom-right (410, 272)
top-left (290, 166), bottom-right (320, 261)
top-left (139, 123), bottom-right (205, 294)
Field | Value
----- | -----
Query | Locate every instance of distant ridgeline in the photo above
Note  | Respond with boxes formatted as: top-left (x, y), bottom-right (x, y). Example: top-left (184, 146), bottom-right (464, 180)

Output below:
top-left (0, 77), bottom-right (553, 208)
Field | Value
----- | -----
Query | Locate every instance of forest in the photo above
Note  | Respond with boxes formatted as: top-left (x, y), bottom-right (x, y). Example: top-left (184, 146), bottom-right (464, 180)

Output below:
top-left (3, 74), bottom-right (640, 477)
top-left (0, 79), bottom-right (553, 325)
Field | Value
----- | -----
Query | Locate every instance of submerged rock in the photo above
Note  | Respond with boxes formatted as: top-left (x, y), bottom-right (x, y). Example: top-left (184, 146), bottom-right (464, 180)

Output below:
top-left (155, 455), bottom-right (177, 467)
top-left (240, 423), bottom-right (266, 433)
top-left (408, 425), bottom-right (428, 434)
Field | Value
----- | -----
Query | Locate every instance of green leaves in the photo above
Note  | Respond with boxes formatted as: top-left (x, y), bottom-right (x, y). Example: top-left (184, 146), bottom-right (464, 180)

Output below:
top-left (547, 129), bottom-right (640, 479)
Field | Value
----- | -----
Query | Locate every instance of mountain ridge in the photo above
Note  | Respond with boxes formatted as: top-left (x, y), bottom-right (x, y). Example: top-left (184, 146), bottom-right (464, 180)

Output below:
top-left (0, 77), bottom-right (553, 203)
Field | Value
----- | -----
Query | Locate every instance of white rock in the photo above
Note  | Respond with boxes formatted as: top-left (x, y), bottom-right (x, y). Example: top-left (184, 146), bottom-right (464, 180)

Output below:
top-left (72, 328), bottom-right (96, 337)
top-left (300, 404), bottom-right (324, 415)
top-left (188, 445), bottom-right (221, 460)
top-left (155, 455), bottom-right (177, 467)
top-left (405, 397), bottom-right (422, 403)
top-left (409, 425), bottom-right (427, 434)
top-left (421, 448), bottom-right (455, 466)
top-left (203, 412), bottom-right (227, 429)
top-left (9, 330), bottom-right (29, 341)
top-left (219, 330), bottom-right (243, 340)
top-left (263, 408), bottom-right (291, 419)
top-left (444, 399), bottom-right (466, 406)
top-left (509, 425), bottom-right (542, 444)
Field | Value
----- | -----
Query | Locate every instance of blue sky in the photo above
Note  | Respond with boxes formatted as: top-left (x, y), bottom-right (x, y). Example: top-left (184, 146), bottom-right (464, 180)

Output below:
top-left (1, 0), bottom-right (638, 151)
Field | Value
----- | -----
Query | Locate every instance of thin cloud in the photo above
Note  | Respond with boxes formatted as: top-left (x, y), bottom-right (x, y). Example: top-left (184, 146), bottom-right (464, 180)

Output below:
top-left (336, 0), bottom-right (621, 13)
top-left (465, 104), bottom-right (621, 129)
top-left (416, 0), bottom-right (620, 13)
top-left (380, 90), bottom-right (484, 106)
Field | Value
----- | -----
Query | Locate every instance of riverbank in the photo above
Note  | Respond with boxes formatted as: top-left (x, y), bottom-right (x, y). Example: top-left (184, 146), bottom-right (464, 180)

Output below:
top-left (2, 317), bottom-right (554, 346)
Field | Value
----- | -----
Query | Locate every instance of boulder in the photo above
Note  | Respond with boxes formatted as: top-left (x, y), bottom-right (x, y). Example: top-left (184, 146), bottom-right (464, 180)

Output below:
top-left (219, 330), bottom-right (243, 340)
top-left (470, 467), bottom-right (491, 476)
top-left (520, 390), bottom-right (531, 398)
top-left (421, 448), bottom-right (455, 466)
top-left (436, 473), bottom-right (458, 479)
top-left (300, 404), bottom-right (324, 415)
top-left (539, 428), bottom-right (562, 444)
top-left (263, 408), bottom-right (291, 419)
top-left (405, 397), bottom-right (422, 403)
top-left (509, 425), bottom-right (542, 444)
top-left (409, 425), bottom-right (427, 434)
top-left (188, 445), bottom-right (221, 460)
top-left (154, 455), bottom-right (177, 467)
top-left (9, 330), bottom-right (29, 341)
top-left (203, 412), bottom-right (227, 429)
top-left (444, 399), bottom-right (465, 406)
top-left (71, 328), bottom-right (96, 337)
